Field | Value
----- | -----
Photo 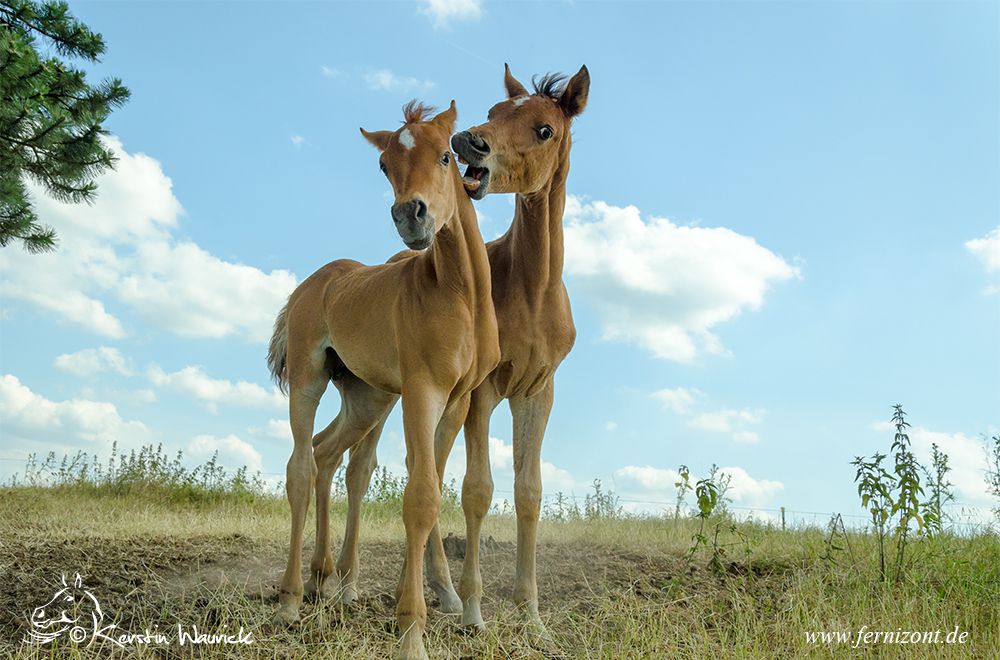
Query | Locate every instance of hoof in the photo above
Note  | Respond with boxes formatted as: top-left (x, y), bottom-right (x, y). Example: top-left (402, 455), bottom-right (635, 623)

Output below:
top-left (399, 632), bottom-right (429, 660)
top-left (434, 587), bottom-right (463, 615)
top-left (526, 619), bottom-right (557, 652)
top-left (336, 584), bottom-right (359, 606)
top-left (271, 604), bottom-right (301, 627)
top-left (303, 576), bottom-right (324, 601)
top-left (462, 620), bottom-right (487, 635)
top-left (461, 603), bottom-right (485, 632)
top-left (399, 648), bottom-right (429, 660)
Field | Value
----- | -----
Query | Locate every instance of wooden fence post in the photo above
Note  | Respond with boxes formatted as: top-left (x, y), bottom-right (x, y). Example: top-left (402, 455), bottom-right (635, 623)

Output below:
top-left (781, 506), bottom-right (786, 531)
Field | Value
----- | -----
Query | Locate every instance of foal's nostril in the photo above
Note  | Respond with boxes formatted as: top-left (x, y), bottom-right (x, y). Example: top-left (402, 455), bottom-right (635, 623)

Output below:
top-left (469, 132), bottom-right (490, 155)
top-left (391, 200), bottom-right (428, 226)
top-left (453, 130), bottom-right (490, 156)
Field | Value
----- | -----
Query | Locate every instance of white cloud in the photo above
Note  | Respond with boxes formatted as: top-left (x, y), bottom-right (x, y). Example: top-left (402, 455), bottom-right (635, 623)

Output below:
top-left (689, 408), bottom-right (764, 433)
top-left (148, 364), bottom-right (285, 413)
top-left (187, 434), bottom-right (263, 474)
top-left (652, 386), bottom-right (765, 444)
top-left (605, 421), bottom-right (618, 432)
top-left (417, 0), bottom-right (482, 27)
top-left (966, 226), bottom-right (1000, 273)
top-left (54, 347), bottom-right (133, 377)
top-left (118, 241), bottom-right (295, 342)
top-left (733, 430), bottom-right (760, 444)
top-left (564, 196), bottom-right (799, 361)
top-left (0, 374), bottom-right (152, 455)
top-left (540, 460), bottom-right (579, 496)
top-left (79, 385), bottom-right (156, 406)
top-left (966, 226), bottom-right (1000, 294)
top-left (0, 377), bottom-right (269, 485)
top-left (652, 387), bottom-right (700, 414)
top-left (320, 65), bottom-right (342, 78)
top-left (488, 436), bottom-right (513, 471)
top-left (613, 463), bottom-right (784, 514)
top-left (249, 418), bottom-right (293, 442)
top-left (363, 68), bottom-right (435, 94)
top-left (440, 435), bottom-right (581, 501)
top-left (718, 466), bottom-right (784, 506)
top-left (871, 421), bottom-right (995, 513)
top-left (290, 135), bottom-right (306, 148)
top-left (125, 388), bottom-right (157, 404)
top-left (614, 465), bottom-right (683, 493)
top-left (0, 136), bottom-right (296, 343)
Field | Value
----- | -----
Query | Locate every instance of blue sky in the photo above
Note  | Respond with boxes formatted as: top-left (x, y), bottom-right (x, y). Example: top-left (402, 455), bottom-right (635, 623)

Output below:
top-left (1, 0), bottom-right (998, 524)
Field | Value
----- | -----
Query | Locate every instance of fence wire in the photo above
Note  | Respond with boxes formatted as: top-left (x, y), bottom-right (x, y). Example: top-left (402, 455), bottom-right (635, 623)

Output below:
top-left (1, 454), bottom-right (992, 531)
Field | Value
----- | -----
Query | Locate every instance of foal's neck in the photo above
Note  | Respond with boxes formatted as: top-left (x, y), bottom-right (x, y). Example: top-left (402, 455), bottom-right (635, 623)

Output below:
top-left (424, 179), bottom-right (491, 304)
top-left (509, 138), bottom-right (570, 297)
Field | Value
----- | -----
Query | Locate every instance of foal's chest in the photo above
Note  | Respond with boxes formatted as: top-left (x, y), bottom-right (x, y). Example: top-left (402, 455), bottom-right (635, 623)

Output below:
top-left (492, 288), bottom-right (575, 399)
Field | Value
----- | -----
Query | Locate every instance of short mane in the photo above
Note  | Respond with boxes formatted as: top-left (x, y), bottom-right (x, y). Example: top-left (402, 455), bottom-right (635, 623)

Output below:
top-left (532, 72), bottom-right (567, 100)
top-left (402, 100), bottom-right (436, 124)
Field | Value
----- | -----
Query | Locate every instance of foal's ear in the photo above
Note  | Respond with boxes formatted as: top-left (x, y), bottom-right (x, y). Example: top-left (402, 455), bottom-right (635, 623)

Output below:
top-left (504, 63), bottom-right (529, 98)
top-left (360, 128), bottom-right (393, 151)
top-left (559, 65), bottom-right (590, 118)
top-left (431, 100), bottom-right (457, 134)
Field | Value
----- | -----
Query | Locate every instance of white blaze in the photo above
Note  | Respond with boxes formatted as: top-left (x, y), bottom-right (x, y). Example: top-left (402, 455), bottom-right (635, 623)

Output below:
top-left (512, 96), bottom-right (529, 107)
top-left (399, 128), bottom-right (416, 150)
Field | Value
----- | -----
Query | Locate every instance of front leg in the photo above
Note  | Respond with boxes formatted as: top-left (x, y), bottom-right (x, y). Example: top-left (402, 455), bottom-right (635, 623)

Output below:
top-left (397, 385), bottom-right (447, 660)
top-left (424, 393), bottom-right (470, 615)
top-left (509, 378), bottom-right (555, 642)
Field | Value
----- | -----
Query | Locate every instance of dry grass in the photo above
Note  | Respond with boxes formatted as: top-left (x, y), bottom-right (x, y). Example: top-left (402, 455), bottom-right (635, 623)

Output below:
top-left (1, 486), bottom-right (997, 659)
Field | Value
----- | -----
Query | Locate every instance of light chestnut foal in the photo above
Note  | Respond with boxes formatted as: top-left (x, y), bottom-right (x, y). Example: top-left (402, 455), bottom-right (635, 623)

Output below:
top-left (267, 101), bottom-right (499, 660)
top-left (445, 64), bottom-right (589, 638)
top-left (311, 65), bottom-right (590, 642)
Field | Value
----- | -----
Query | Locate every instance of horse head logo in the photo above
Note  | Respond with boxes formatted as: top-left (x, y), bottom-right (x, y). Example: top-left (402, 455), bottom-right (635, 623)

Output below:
top-left (25, 573), bottom-right (114, 646)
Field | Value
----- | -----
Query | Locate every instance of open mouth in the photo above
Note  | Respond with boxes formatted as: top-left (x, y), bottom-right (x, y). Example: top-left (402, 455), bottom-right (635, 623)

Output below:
top-left (460, 164), bottom-right (490, 199)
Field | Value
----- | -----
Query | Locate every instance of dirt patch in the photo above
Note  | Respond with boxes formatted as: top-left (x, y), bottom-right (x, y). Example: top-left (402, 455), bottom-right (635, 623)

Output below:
top-left (5, 523), bottom-right (793, 660)
top-left (154, 535), bottom-right (689, 614)
top-left (2, 527), bottom-right (693, 641)
top-left (1, 530), bottom-right (248, 645)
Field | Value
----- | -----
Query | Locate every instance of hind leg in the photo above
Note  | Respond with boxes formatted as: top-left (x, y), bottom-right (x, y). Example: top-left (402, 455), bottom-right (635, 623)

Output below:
top-left (458, 381), bottom-right (502, 630)
top-left (306, 440), bottom-right (342, 599)
top-left (275, 372), bottom-right (327, 625)
top-left (334, 411), bottom-right (391, 604)
top-left (305, 418), bottom-right (343, 600)
top-left (306, 374), bottom-right (397, 601)
top-left (510, 378), bottom-right (555, 643)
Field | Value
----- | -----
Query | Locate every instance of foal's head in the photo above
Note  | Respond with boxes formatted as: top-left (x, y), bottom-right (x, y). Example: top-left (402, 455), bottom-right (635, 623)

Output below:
top-left (452, 64), bottom-right (589, 200)
top-left (362, 101), bottom-right (461, 250)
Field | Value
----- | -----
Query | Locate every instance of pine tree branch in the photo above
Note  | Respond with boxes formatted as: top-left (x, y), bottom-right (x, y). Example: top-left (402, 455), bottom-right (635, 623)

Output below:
top-left (0, 1), bottom-right (105, 61)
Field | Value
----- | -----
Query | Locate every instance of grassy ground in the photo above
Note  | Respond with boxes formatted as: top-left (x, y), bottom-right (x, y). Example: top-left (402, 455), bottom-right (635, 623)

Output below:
top-left (1, 485), bottom-right (997, 659)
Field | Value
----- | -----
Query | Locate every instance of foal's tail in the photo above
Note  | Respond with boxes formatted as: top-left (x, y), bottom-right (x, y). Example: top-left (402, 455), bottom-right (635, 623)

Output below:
top-left (267, 300), bottom-right (291, 394)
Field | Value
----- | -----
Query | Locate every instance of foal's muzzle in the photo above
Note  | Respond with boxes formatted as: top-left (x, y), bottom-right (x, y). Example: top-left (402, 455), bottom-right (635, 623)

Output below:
top-left (452, 130), bottom-right (490, 158)
top-left (391, 199), bottom-right (434, 250)
top-left (452, 131), bottom-right (491, 200)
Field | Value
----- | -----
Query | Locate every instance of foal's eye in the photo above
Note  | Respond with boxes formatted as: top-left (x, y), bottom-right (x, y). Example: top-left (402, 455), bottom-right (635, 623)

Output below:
top-left (537, 125), bottom-right (554, 140)
top-left (441, 152), bottom-right (450, 166)
top-left (379, 160), bottom-right (388, 176)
